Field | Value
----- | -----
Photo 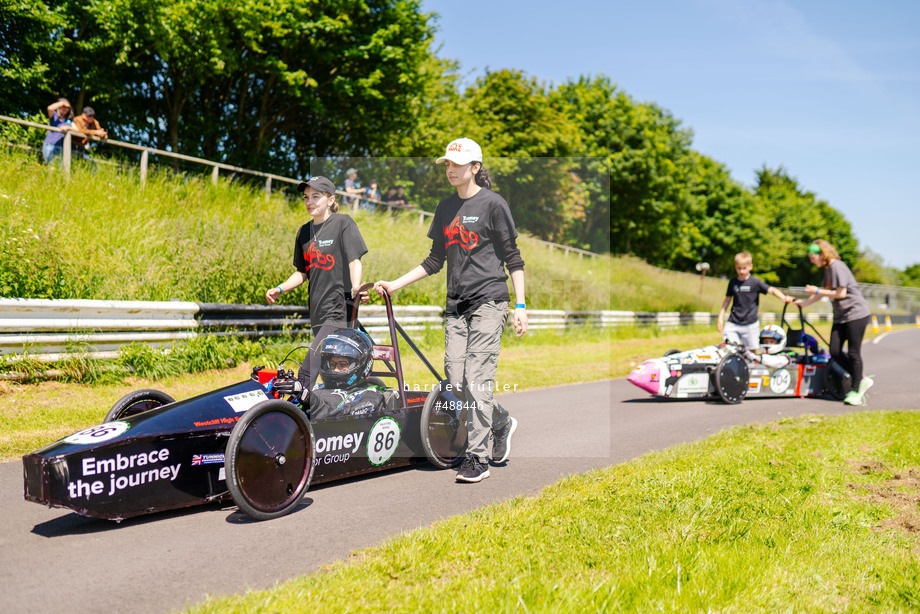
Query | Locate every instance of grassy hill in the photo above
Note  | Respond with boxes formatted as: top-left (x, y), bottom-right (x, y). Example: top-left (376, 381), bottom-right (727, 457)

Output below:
top-left (0, 150), bottom-right (731, 312)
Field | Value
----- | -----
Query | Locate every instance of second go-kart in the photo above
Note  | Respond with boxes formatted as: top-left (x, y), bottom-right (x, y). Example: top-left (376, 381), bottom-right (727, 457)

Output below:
top-left (627, 305), bottom-right (850, 404)
top-left (23, 285), bottom-right (468, 521)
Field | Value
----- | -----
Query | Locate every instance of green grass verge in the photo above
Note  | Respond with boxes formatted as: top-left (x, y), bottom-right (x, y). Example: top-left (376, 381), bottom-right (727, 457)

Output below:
top-left (187, 411), bottom-right (920, 613)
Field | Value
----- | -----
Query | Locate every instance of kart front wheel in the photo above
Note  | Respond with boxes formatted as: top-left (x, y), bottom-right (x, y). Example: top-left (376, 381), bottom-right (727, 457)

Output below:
top-left (714, 353), bottom-right (749, 404)
top-left (420, 381), bottom-right (467, 469)
top-left (104, 389), bottom-right (176, 422)
top-left (226, 400), bottom-right (315, 521)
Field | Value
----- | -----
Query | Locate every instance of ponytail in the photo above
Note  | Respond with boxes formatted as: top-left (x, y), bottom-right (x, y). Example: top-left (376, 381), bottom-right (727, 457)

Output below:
top-left (474, 165), bottom-right (492, 190)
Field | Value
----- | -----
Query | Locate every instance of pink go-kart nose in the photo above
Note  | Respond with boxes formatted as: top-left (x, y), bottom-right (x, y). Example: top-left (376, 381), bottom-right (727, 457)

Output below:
top-left (627, 359), bottom-right (666, 396)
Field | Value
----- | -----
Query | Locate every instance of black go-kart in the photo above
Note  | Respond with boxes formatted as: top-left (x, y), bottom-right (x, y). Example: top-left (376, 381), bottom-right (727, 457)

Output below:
top-left (628, 304), bottom-right (851, 404)
top-left (23, 284), bottom-right (467, 521)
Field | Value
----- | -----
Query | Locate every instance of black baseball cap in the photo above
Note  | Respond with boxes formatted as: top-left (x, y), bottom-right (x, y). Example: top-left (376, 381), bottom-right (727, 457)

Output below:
top-left (297, 176), bottom-right (336, 195)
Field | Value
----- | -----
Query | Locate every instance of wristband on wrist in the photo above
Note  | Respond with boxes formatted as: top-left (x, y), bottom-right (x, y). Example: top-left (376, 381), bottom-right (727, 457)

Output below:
top-left (275, 286), bottom-right (283, 295)
top-left (515, 303), bottom-right (526, 309)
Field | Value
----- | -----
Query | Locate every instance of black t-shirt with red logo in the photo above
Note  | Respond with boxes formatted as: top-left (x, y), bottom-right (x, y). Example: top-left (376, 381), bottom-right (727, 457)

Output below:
top-left (725, 275), bottom-right (771, 325)
top-left (293, 213), bottom-right (367, 327)
top-left (422, 188), bottom-right (524, 316)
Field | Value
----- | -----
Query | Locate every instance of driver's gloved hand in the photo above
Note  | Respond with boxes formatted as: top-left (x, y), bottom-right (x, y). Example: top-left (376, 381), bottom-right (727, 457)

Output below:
top-left (273, 371), bottom-right (306, 400)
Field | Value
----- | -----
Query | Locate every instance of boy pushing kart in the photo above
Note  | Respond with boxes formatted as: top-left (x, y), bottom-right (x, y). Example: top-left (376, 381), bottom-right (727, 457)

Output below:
top-left (717, 251), bottom-right (793, 351)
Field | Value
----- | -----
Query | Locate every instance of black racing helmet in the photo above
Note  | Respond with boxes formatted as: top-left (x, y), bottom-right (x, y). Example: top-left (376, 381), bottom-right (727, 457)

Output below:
top-left (319, 328), bottom-right (374, 388)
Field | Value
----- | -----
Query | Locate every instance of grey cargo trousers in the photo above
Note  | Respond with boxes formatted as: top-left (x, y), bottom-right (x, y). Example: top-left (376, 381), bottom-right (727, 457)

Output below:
top-left (444, 300), bottom-right (512, 459)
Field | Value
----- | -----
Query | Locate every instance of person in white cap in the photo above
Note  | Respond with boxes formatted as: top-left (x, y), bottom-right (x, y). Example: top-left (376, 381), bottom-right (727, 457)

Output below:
top-left (266, 176), bottom-right (368, 394)
top-left (375, 137), bottom-right (528, 483)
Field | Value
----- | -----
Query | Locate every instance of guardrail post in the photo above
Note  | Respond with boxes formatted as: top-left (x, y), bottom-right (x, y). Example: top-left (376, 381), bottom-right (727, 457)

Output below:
top-left (62, 132), bottom-right (72, 180)
top-left (140, 149), bottom-right (149, 185)
top-left (211, 165), bottom-right (219, 185)
top-left (265, 177), bottom-right (272, 200)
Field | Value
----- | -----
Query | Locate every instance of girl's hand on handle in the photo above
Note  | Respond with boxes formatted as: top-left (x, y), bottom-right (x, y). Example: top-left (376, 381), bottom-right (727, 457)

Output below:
top-left (373, 280), bottom-right (395, 298)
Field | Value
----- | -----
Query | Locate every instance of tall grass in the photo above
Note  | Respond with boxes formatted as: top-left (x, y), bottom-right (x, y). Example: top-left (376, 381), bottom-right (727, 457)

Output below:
top-left (0, 148), bottom-right (754, 313)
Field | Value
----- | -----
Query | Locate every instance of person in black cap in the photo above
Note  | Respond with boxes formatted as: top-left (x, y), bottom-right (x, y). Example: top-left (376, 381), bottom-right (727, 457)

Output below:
top-left (267, 176), bottom-right (369, 392)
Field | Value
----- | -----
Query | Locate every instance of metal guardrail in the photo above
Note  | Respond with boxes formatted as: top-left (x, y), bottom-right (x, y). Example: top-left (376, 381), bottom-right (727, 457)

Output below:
top-left (0, 300), bottom-right (630, 362)
top-left (1, 299), bottom-right (917, 363)
top-left (0, 299), bottom-right (443, 361)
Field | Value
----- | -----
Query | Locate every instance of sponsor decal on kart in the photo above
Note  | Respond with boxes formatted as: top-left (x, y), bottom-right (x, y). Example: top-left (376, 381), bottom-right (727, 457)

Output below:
top-left (191, 453), bottom-right (225, 466)
top-left (224, 389), bottom-right (269, 413)
top-left (67, 447), bottom-right (180, 500)
top-left (312, 430), bottom-right (366, 466)
top-left (769, 369), bottom-right (793, 394)
top-left (193, 416), bottom-right (240, 428)
top-left (63, 421), bottom-right (130, 445)
top-left (367, 417), bottom-right (401, 466)
top-left (677, 374), bottom-right (709, 395)
top-left (748, 380), bottom-right (761, 393)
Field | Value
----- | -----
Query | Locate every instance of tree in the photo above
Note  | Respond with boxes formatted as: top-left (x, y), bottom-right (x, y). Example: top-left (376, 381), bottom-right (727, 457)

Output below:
top-left (853, 249), bottom-right (898, 285)
top-left (5, 0), bottom-right (440, 177)
top-left (0, 0), bottom-right (66, 113)
top-left (672, 153), bottom-right (772, 280)
top-left (753, 166), bottom-right (858, 286)
top-left (901, 264), bottom-right (920, 288)
top-left (553, 77), bottom-right (699, 261)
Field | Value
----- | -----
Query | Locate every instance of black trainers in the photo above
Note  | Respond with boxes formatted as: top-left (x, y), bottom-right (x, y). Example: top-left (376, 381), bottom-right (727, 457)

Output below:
top-left (455, 455), bottom-right (490, 483)
top-left (491, 417), bottom-right (518, 463)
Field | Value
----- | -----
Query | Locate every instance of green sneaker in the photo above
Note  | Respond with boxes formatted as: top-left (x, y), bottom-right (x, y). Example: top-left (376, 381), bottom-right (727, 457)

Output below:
top-left (858, 376), bottom-right (874, 396)
top-left (843, 390), bottom-right (862, 406)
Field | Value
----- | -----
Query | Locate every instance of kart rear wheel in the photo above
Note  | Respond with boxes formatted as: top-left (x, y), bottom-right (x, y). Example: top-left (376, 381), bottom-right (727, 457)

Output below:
top-left (664, 349), bottom-right (680, 356)
top-left (714, 353), bottom-right (749, 404)
top-left (226, 400), bottom-right (314, 521)
top-left (420, 381), bottom-right (467, 469)
top-left (104, 389), bottom-right (176, 422)
top-left (824, 358), bottom-right (850, 401)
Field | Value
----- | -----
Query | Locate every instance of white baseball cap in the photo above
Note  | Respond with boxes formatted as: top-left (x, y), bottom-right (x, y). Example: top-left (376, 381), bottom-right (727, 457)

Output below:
top-left (436, 137), bottom-right (483, 165)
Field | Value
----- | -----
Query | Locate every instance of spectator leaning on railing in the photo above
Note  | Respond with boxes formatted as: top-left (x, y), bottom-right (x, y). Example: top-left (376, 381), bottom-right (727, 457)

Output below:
top-left (71, 107), bottom-right (108, 158)
top-left (343, 168), bottom-right (364, 207)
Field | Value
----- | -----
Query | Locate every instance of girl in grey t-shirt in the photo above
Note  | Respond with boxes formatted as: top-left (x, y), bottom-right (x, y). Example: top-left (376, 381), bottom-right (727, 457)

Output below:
top-left (795, 240), bottom-right (872, 405)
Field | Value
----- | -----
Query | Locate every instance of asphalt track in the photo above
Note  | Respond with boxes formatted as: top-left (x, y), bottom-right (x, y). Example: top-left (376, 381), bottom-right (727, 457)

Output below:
top-left (2, 328), bottom-right (919, 613)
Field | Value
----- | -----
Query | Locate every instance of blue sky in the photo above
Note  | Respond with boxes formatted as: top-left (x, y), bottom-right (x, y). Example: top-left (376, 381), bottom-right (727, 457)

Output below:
top-left (421, 0), bottom-right (919, 269)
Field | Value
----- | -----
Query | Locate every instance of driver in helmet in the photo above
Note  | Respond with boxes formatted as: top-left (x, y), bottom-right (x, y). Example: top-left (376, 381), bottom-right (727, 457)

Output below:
top-left (274, 328), bottom-right (392, 420)
top-left (757, 324), bottom-right (791, 368)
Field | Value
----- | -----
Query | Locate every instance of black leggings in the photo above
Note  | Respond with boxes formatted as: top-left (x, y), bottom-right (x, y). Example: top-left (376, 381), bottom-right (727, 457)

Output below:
top-left (829, 315), bottom-right (869, 392)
